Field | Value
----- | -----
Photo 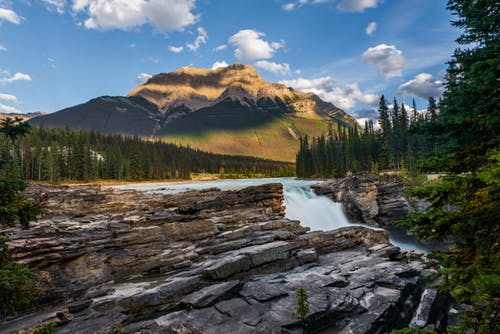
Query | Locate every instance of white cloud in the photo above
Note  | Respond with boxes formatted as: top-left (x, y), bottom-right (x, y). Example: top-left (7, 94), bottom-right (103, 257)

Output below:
top-left (136, 73), bottom-right (152, 84)
top-left (0, 44), bottom-right (6, 51)
top-left (128, 43), bottom-right (136, 48)
top-left (0, 93), bottom-right (18, 103)
top-left (211, 61), bottom-right (228, 70)
top-left (229, 29), bottom-right (283, 60)
top-left (0, 7), bottom-right (21, 24)
top-left (397, 73), bottom-right (445, 99)
top-left (281, 76), bottom-right (378, 110)
top-left (187, 27), bottom-right (207, 51)
top-left (213, 44), bottom-right (227, 52)
top-left (168, 45), bottom-right (184, 53)
top-left (282, 3), bottom-right (296, 11)
top-left (0, 103), bottom-right (20, 113)
top-left (72, 0), bottom-right (197, 32)
top-left (1, 72), bottom-right (32, 85)
top-left (42, 0), bottom-right (66, 14)
top-left (337, 0), bottom-right (381, 12)
top-left (362, 44), bottom-right (408, 78)
top-left (365, 21), bottom-right (376, 35)
top-left (255, 60), bottom-right (291, 76)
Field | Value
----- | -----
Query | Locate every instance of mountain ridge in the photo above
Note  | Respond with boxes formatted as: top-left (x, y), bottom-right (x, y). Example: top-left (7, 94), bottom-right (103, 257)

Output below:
top-left (30, 63), bottom-right (357, 161)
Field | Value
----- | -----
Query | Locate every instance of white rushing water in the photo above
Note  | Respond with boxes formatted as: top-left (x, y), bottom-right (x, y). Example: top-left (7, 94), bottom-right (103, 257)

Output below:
top-left (116, 178), bottom-right (430, 253)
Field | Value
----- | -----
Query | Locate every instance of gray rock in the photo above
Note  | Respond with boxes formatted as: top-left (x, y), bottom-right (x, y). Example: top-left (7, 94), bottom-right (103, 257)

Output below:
top-left (181, 280), bottom-right (241, 308)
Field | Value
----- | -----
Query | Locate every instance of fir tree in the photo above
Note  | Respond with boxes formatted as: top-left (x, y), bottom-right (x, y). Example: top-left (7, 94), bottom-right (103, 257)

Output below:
top-left (403, 1), bottom-right (500, 332)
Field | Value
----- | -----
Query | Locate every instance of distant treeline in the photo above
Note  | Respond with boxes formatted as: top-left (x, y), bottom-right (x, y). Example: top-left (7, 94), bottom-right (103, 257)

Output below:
top-left (296, 96), bottom-right (439, 177)
top-left (0, 127), bottom-right (294, 181)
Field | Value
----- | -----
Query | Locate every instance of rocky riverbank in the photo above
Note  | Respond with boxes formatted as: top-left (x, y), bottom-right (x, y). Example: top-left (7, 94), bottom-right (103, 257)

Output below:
top-left (312, 176), bottom-right (429, 227)
top-left (1, 182), bottom-right (446, 333)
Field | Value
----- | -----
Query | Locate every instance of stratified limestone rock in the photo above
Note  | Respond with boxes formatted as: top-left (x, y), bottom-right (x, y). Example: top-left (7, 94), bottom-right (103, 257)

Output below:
top-left (0, 182), bottom-right (443, 334)
top-left (312, 176), bottom-right (424, 226)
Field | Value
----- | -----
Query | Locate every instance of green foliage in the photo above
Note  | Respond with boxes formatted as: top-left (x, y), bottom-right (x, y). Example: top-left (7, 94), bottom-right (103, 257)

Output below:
top-left (400, 1), bottom-right (500, 332)
top-left (0, 118), bottom-right (44, 320)
top-left (392, 329), bottom-right (436, 334)
top-left (293, 287), bottom-right (310, 331)
top-left (0, 178), bottom-right (43, 228)
top-left (33, 322), bottom-right (57, 334)
top-left (0, 117), bottom-right (31, 146)
top-left (295, 96), bottom-right (436, 178)
top-left (403, 152), bottom-right (500, 332)
top-left (0, 262), bottom-right (41, 319)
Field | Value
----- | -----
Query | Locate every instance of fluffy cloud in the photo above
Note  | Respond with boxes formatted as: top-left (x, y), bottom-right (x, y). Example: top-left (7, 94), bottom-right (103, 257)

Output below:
top-left (397, 73), bottom-right (445, 99)
top-left (362, 44), bottom-right (408, 78)
top-left (337, 0), bottom-right (380, 12)
top-left (72, 0), bottom-right (197, 32)
top-left (187, 27), bottom-right (207, 51)
top-left (229, 29), bottom-right (283, 60)
top-left (0, 44), bottom-right (6, 51)
top-left (365, 21), bottom-right (376, 35)
top-left (255, 60), bottom-right (291, 76)
top-left (136, 73), bottom-right (152, 84)
top-left (0, 103), bottom-right (20, 113)
top-left (0, 93), bottom-right (18, 103)
top-left (42, 0), bottom-right (66, 14)
top-left (0, 7), bottom-right (21, 24)
top-left (211, 61), bottom-right (228, 70)
top-left (1, 72), bottom-right (32, 85)
top-left (282, 3), bottom-right (296, 11)
top-left (168, 45), bottom-right (184, 53)
top-left (280, 76), bottom-right (378, 110)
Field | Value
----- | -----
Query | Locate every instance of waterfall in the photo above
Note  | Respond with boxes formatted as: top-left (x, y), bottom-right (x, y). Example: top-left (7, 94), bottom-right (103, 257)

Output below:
top-left (117, 177), bottom-right (431, 253)
top-left (283, 183), bottom-right (352, 231)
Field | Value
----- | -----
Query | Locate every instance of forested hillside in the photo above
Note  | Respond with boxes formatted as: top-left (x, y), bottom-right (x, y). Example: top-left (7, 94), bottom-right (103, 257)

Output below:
top-left (0, 123), bottom-right (294, 182)
top-left (296, 96), bottom-right (438, 177)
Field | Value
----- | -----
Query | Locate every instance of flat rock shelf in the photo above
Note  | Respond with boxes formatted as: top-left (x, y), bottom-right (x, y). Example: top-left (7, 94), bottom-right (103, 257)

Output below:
top-left (1, 183), bottom-right (447, 333)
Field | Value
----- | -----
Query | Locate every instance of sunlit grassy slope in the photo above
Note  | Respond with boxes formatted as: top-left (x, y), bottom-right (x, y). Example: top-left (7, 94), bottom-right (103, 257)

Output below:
top-left (159, 111), bottom-right (331, 162)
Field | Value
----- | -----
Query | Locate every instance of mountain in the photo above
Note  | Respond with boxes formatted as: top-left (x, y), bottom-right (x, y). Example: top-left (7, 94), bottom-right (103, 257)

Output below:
top-left (30, 63), bottom-right (357, 161)
top-left (1, 111), bottom-right (47, 121)
top-left (29, 96), bottom-right (161, 136)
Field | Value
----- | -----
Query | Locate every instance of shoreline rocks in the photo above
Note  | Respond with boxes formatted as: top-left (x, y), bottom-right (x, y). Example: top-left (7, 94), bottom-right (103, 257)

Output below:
top-left (1, 182), bottom-right (444, 333)
top-left (311, 176), bottom-right (427, 227)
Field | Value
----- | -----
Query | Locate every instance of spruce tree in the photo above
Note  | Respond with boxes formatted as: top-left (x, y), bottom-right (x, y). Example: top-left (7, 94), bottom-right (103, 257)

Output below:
top-left (377, 95), bottom-right (391, 169)
top-left (403, 1), bottom-right (500, 332)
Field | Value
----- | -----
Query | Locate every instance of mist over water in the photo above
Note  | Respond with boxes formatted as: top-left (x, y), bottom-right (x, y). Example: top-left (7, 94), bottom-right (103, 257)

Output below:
top-left (116, 178), bottom-right (431, 253)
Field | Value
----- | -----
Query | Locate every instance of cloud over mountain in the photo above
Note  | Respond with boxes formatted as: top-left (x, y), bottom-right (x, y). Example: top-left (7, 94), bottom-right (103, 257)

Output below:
top-left (281, 76), bottom-right (378, 110)
top-left (229, 29), bottom-right (283, 60)
top-left (255, 61), bottom-right (291, 75)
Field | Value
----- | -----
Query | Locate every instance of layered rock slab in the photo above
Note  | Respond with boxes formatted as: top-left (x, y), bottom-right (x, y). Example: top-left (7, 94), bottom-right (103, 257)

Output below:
top-left (0, 182), bottom-right (438, 333)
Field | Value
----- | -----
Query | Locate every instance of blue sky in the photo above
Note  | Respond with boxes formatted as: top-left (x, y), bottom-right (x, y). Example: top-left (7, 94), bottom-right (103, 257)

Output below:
top-left (0, 0), bottom-right (459, 122)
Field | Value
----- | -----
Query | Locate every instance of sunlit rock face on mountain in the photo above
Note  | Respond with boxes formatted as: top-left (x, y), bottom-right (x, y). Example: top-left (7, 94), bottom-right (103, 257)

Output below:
top-left (30, 64), bottom-right (357, 161)
top-left (129, 63), bottom-right (354, 125)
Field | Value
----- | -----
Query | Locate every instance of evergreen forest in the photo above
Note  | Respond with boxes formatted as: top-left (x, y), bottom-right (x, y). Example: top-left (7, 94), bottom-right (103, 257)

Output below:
top-left (0, 124), bottom-right (294, 182)
top-left (295, 96), bottom-right (439, 178)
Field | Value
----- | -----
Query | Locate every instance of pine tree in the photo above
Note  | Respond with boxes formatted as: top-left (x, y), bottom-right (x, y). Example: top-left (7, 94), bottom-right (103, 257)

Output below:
top-left (377, 95), bottom-right (391, 169)
top-left (403, 1), bottom-right (500, 332)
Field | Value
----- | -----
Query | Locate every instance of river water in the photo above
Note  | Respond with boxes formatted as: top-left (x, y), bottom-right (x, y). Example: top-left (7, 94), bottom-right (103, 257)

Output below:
top-left (116, 177), bottom-right (432, 254)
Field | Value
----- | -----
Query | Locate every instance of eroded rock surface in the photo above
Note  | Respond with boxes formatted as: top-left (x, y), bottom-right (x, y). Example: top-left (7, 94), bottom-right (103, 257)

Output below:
top-left (1, 182), bottom-right (440, 333)
top-left (312, 176), bottom-right (427, 226)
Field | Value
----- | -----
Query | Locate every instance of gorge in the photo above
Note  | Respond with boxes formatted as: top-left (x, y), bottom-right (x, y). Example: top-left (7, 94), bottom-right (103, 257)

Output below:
top-left (1, 177), bottom-right (448, 333)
